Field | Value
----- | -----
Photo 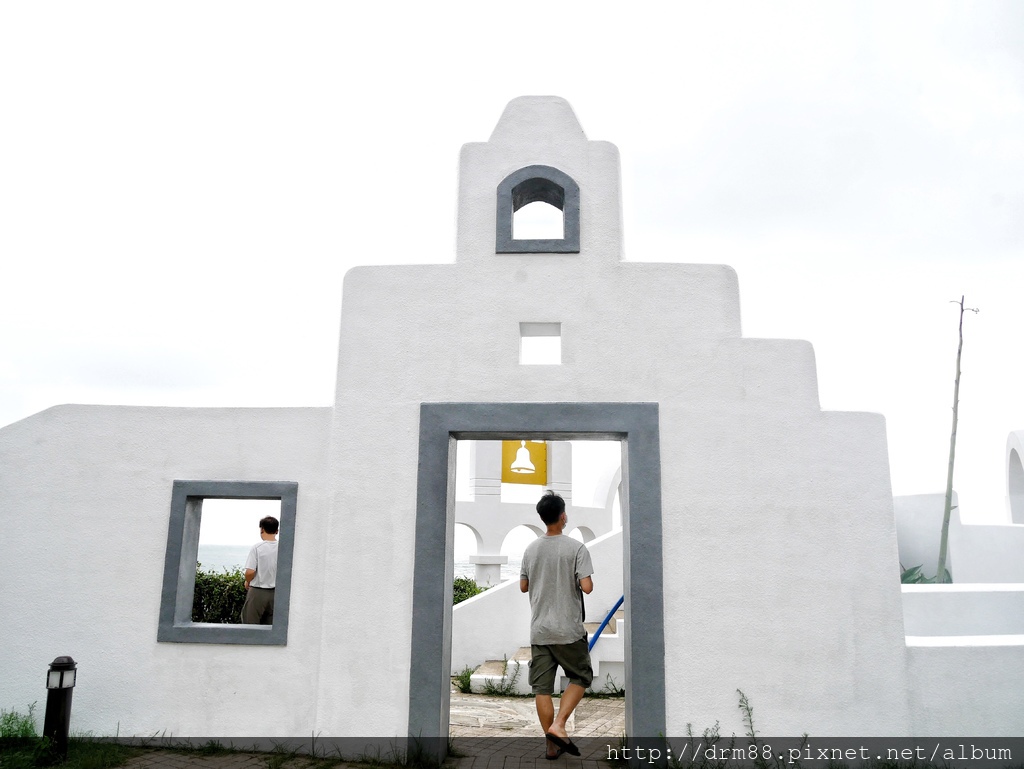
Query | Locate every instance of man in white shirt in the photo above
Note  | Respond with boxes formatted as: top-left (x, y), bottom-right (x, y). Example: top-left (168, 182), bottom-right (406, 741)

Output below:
top-left (241, 515), bottom-right (279, 625)
top-left (520, 491), bottom-right (594, 759)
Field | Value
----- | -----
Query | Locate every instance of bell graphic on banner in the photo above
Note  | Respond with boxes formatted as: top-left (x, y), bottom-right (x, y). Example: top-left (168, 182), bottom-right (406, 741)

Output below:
top-left (510, 441), bottom-right (536, 474)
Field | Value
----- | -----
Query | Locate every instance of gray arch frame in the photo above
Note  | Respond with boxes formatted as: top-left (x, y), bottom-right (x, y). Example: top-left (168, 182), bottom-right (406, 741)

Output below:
top-left (409, 402), bottom-right (665, 743)
top-left (496, 165), bottom-right (581, 253)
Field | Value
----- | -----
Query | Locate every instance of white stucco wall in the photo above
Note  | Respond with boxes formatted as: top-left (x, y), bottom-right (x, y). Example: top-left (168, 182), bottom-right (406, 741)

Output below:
top-left (450, 579), bottom-right (531, 673)
top-left (949, 513), bottom-right (1024, 582)
top-left (661, 406), bottom-right (910, 736)
top-left (317, 97), bottom-right (911, 737)
top-left (894, 493), bottom-right (956, 580)
top-left (903, 584), bottom-right (1024, 635)
top-left (906, 642), bottom-right (1024, 736)
top-left (894, 487), bottom-right (1024, 583)
top-left (0, 405), bottom-right (331, 737)
top-left (580, 529), bottom-right (625, 619)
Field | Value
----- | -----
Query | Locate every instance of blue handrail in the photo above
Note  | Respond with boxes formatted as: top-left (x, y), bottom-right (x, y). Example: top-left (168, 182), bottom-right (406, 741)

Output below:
top-left (588, 595), bottom-right (624, 651)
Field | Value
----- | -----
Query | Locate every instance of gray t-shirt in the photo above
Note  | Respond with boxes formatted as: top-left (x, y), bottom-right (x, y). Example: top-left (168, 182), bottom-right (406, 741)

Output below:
top-left (244, 540), bottom-right (278, 588)
top-left (520, 534), bottom-right (594, 645)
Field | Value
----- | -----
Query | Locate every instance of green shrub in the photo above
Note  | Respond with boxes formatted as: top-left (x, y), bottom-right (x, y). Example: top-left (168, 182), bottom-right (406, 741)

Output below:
top-left (0, 703), bottom-right (36, 739)
top-left (901, 563), bottom-right (951, 584)
top-left (192, 565), bottom-right (247, 624)
top-left (453, 577), bottom-right (483, 605)
top-left (453, 666), bottom-right (474, 694)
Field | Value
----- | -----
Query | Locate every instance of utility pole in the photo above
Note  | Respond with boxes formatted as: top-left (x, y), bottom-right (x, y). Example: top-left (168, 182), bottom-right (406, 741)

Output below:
top-left (935, 295), bottom-right (978, 583)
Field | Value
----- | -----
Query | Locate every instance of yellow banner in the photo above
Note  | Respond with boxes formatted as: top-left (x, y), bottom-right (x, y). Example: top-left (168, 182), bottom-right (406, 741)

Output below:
top-left (501, 440), bottom-right (548, 485)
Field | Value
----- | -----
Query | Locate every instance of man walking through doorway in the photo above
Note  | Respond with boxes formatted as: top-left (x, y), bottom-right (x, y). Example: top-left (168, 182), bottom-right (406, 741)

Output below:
top-left (520, 490), bottom-right (594, 759)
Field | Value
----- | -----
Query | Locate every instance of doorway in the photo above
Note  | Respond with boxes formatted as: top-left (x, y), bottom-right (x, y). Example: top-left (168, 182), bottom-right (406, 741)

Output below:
top-left (408, 403), bottom-right (665, 744)
top-left (449, 438), bottom-right (623, 738)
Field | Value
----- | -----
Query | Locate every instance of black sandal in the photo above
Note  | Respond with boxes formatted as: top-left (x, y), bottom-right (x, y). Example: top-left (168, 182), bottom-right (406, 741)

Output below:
top-left (545, 733), bottom-right (580, 756)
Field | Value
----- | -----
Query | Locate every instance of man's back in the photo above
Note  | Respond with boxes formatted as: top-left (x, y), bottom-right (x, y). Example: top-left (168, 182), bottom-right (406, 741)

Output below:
top-left (520, 491), bottom-right (594, 756)
top-left (246, 539), bottom-right (278, 588)
top-left (521, 534), bottom-right (593, 645)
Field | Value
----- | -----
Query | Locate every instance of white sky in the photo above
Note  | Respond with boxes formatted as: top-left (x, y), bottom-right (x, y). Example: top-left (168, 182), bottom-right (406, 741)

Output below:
top-left (199, 498), bottom-right (281, 546)
top-left (2, 3), bottom-right (1022, 524)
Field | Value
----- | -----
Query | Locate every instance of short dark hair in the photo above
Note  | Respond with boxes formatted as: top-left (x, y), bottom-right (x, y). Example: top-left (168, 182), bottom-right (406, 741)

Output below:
top-left (259, 516), bottom-right (280, 534)
top-left (536, 490), bottom-right (565, 525)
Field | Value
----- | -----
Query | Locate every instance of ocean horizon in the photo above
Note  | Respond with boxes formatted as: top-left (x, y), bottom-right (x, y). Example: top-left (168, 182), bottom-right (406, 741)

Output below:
top-left (197, 544), bottom-right (250, 572)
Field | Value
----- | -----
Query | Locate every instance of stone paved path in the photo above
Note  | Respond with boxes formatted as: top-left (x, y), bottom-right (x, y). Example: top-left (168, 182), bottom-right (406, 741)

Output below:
top-left (449, 693), bottom-right (624, 738)
top-left (448, 693), bottom-right (624, 769)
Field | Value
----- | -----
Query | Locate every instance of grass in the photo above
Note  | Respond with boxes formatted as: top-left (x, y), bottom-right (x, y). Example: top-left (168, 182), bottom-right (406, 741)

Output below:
top-left (0, 691), bottom-right (491, 769)
top-left (0, 735), bottom-right (143, 769)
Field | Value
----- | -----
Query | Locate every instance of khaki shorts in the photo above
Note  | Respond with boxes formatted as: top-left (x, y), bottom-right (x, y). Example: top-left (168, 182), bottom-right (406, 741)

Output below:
top-left (529, 637), bottom-right (593, 694)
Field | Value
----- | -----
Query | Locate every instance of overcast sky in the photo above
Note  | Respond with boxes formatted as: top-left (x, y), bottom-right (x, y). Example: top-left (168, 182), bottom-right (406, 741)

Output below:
top-left (2, 2), bottom-right (1021, 523)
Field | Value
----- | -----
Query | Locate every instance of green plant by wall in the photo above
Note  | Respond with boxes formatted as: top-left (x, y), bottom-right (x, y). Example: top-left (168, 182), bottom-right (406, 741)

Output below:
top-left (482, 655), bottom-right (522, 696)
top-left (586, 673), bottom-right (625, 697)
top-left (0, 703), bottom-right (143, 769)
top-left (192, 565), bottom-right (247, 624)
top-left (453, 666), bottom-right (474, 694)
top-left (901, 563), bottom-right (951, 584)
top-left (0, 703), bottom-right (36, 739)
top-left (453, 577), bottom-right (483, 605)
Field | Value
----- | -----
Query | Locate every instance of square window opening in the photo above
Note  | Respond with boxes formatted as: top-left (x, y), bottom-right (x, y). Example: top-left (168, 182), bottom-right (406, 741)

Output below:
top-left (520, 322), bottom-right (561, 365)
top-left (197, 499), bottom-right (283, 624)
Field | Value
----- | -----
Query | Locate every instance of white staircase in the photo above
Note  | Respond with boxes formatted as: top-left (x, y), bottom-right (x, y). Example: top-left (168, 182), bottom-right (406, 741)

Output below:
top-left (469, 609), bottom-right (625, 695)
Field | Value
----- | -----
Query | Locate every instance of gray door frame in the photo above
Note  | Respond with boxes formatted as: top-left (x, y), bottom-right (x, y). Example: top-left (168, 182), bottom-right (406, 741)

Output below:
top-left (409, 402), bottom-right (665, 746)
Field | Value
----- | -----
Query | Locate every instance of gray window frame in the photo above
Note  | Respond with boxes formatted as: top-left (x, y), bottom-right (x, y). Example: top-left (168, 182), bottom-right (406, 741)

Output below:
top-left (157, 480), bottom-right (297, 645)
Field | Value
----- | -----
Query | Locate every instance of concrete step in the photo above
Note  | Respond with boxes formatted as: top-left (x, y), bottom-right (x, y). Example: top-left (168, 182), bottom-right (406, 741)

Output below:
top-left (469, 652), bottom-right (532, 696)
top-left (471, 608), bottom-right (626, 696)
top-left (587, 609), bottom-right (624, 692)
top-left (584, 618), bottom-right (615, 635)
top-left (585, 608), bottom-right (624, 637)
top-left (475, 659), bottom-right (510, 677)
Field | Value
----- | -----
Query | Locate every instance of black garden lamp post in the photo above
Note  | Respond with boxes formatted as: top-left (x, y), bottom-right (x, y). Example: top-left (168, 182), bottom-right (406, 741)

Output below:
top-left (43, 656), bottom-right (76, 760)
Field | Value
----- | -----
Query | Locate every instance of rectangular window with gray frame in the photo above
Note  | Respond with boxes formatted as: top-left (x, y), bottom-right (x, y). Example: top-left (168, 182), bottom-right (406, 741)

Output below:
top-left (157, 480), bottom-right (297, 645)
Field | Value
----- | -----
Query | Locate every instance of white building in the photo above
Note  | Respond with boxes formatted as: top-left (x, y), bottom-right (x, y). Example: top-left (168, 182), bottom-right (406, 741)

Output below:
top-left (2, 96), bottom-right (1023, 749)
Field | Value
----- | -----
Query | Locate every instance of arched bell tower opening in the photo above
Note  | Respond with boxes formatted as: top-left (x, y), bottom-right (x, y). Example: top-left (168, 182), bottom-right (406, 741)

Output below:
top-left (496, 165), bottom-right (580, 253)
